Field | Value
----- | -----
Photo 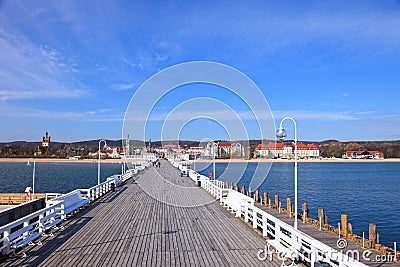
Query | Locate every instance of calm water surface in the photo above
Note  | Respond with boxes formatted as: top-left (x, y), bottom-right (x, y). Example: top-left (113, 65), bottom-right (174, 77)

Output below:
top-left (0, 162), bottom-right (121, 194)
top-left (196, 162), bottom-right (400, 248)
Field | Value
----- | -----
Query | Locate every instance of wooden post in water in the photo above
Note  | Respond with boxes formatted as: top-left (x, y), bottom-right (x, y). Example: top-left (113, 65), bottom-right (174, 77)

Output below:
top-left (249, 187), bottom-right (253, 198)
top-left (230, 182), bottom-right (233, 189)
top-left (268, 197), bottom-right (271, 208)
top-left (302, 203), bottom-right (308, 222)
top-left (292, 204), bottom-right (295, 217)
top-left (286, 198), bottom-right (292, 217)
top-left (318, 208), bottom-right (325, 226)
top-left (234, 184), bottom-right (239, 191)
top-left (275, 195), bottom-right (279, 210)
top-left (241, 185), bottom-right (246, 195)
top-left (255, 190), bottom-right (259, 203)
top-left (279, 201), bottom-right (282, 213)
top-left (369, 223), bottom-right (377, 248)
top-left (341, 214), bottom-right (348, 237)
top-left (225, 181), bottom-right (229, 188)
top-left (264, 192), bottom-right (268, 206)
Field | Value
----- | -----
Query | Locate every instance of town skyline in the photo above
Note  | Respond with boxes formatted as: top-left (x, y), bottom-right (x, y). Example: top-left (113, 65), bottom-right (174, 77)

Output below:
top-left (1, 1), bottom-right (400, 142)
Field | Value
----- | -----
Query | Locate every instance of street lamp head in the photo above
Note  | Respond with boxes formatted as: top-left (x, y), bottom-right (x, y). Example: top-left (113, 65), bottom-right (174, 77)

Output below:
top-left (276, 127), bottom-right (287, 140)
top-left (27, 158), bottom-right (34, 166)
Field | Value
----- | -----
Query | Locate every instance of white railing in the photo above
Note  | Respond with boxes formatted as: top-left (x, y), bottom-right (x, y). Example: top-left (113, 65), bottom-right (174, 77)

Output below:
top-left (239, 201), bottom-right (367, 267)
top-left (0, 200), bottom-right (64, 255)
top-left (0, 165), bottom-right (141, 257)
top-left (172, 160), bottom-right (368, 267)
top-left (45, 193), bottom-right (62, 202)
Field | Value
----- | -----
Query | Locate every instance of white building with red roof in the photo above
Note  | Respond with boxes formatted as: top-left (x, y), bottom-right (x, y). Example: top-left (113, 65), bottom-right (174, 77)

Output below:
top-left (255, 142), bottom-right (320, 159)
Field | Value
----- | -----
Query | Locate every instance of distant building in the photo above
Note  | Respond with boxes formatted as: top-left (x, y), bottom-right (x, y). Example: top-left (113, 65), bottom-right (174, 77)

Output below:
top-left (204, 141), bottom-right (245, 158)
top-left (342, 150), bottom-right (384, 159)
top-left (103, 146), bottom-right (125, 158)
top-left (254, 142), bottom-right (320, 159)
top-left (42, 131), bottom-right (51, 150)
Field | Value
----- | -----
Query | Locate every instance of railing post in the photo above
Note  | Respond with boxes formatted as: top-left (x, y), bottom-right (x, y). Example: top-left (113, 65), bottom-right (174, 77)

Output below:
top-left (39, 213), bottom-right (44, 234)
top-left (2, 230), bottom-right (10, 255)
top-left (61, 202), bottom-right (66, 220)
top-left (262, 216), bottom-right (268, 237)
top-left (244, 203), bottom-right (249, 222)
top-left (22, 221), bottom-right (29, 238)
top-left (310, 240), bottom-right (316, 267)
top-left (252, 210), bottom-right (257, 229)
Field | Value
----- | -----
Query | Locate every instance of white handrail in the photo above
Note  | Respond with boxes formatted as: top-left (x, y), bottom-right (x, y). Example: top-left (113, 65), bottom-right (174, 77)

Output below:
top-left (0, 200), bottom-right (64, 255)
top-left (170, 158), bottom-right (369, 267)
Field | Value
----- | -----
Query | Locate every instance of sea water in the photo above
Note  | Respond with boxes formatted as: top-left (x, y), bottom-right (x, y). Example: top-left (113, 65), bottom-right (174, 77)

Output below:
top-left (0, 162), bottom-right (121, 194)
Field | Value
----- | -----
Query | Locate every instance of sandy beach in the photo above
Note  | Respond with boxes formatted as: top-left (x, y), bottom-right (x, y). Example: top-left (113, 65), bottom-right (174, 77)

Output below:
top-left (1, 157), bottom-right (399, 164)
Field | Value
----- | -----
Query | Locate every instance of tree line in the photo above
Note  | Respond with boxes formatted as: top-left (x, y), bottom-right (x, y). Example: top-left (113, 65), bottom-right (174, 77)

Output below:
top-left (0, 139), bottom-right (399, 158)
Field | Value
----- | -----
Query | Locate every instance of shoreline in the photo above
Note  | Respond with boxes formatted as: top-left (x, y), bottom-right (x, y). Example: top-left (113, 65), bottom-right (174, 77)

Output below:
top-left (0, 158), bottom-right (125, 164)
top-left (1, 157), bottom-right (400, 163)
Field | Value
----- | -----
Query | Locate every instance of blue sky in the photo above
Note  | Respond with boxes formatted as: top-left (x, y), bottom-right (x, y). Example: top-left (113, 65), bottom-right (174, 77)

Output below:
top-left (0, 0), bottom-right (400, 142)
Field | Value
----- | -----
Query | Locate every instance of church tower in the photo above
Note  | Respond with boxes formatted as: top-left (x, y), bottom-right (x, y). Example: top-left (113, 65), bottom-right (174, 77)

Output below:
top-left (42, 131), bottom-right (51, 150)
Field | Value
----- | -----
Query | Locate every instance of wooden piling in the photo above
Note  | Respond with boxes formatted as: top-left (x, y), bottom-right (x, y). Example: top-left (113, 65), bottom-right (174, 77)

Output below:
top-left (225, 181), bottom-right (229, 188)
top-left (268, 197), bottom-right (271, 208)
top-left (241, 185), bottom-right (246, 195)
top-left (369, 223), bottom-right (377, 248)
top-left (341, 214), bottom-right (348, 237)
top-left (318, 208), bottom-right (325, 224)
top-left (286, 198), bottom-right (292, 217)
top-left (255, 190), bottom-right (259, 203)
top-left (302, 203), bottom-right (308, 222)
top-left (324, 215), bottom-right (328, 226)
top-left (275, 195), bottom-right (279, 210)
top-left (263, 192), bottom-right (268, 206)
top-left (278, 201), bottom-right (282, 213)
top-left (249, 187), bottom-right (252, 198)
top-left (234, 184), bottom-right (239, 191)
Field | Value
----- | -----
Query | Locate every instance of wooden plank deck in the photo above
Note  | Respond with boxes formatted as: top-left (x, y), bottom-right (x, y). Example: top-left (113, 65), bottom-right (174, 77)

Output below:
top-left (1, 160), bottom-right (280, 267)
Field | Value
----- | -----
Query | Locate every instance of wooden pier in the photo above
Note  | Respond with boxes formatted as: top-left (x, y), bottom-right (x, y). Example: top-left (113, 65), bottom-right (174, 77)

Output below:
top-left (0, 161), bottom-right (281, 266)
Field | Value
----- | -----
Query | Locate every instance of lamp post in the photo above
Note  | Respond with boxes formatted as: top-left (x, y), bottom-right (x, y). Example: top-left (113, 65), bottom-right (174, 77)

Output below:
top-left (27, 158), bottom-right (36, 200)
top-left (213, 143), bottom-right (217, 181)
top-left (276, 117), bottom-right (298, 230)
top-left (98, 140), bottom-right (107, 185)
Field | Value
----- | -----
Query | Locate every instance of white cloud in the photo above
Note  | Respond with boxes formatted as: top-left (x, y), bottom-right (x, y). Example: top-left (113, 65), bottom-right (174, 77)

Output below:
top-left (0, 28), bottom-right (87, 101)
top-left (112, 82), bottom-right (136, 91)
